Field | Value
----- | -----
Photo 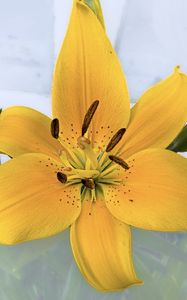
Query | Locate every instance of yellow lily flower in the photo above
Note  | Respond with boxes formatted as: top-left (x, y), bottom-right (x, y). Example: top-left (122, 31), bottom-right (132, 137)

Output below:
top-left (1, 0), bottom-right (187, 292)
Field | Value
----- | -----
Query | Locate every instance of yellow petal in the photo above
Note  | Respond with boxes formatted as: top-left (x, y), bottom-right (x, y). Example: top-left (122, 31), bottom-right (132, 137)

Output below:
top-left (70, 199), bottom-right (141, 291)
top-left (0, 153), bottom-right (81, 244)
top-left (0, 106), bottom-right (62, 160)
top-left (106, 148), bottom-right (187, 231)
top-left (52, 0), bottom-right (130, 149)
top-left (118, 67), bottom-right (187, 158)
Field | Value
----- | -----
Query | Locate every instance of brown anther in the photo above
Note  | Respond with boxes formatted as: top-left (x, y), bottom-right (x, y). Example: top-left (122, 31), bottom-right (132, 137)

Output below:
top-left (106, 128), bottom-right (126, 152)
top-left (51, 118), bottom-right (59, 139)
top-left (109, 155), bottom-right (129, 170)
top-left (82, 178), bottom-right (95, 189)
top-left (82, 100), bottom-right (99, 136)
top-left (0, 108), bottom-right (2, 114)
top-left (57, 172), bottom-right (67, 183)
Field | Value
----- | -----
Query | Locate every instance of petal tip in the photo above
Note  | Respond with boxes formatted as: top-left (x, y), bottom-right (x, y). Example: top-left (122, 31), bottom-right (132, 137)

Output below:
top-left (174, 65), bottom-right (180, 73)
top-left (173, 65), bottom-right (187, 82)
top-left (173, 65), bottom-right (187, 77)
top-left (106, 278), bottom-right (144, 292)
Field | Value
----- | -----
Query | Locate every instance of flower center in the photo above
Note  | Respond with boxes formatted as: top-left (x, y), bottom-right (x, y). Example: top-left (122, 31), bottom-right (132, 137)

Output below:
top-left (51, 100), bottom-right (128, 202)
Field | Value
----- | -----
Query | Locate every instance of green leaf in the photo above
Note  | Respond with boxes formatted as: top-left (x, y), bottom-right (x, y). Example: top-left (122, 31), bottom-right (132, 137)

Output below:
top-left (83, 0), bottom-right (105, 29)
top-left (167, 125), bottom-right (187, 152)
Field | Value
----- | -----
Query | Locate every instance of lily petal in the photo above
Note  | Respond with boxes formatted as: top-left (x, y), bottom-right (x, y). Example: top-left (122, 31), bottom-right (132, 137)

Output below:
top-left (118, 67), bottom-right (187, 158)
top-left (0, 106), bottom-right (62, 160)
top-left (70, 199), bottom-right (141, 291)
top-left (0, 153), bottom-right (81, 244)
top-left (106, 148), bottom-right (187, 231)
top-left (52, 0), bottom-right (130, 149)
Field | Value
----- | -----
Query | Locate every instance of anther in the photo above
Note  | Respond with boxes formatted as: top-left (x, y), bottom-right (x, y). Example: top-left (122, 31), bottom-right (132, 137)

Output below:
top-left (51, 118), bottom-right (59, 139)
top-left (106, 128), bottom-right (126, 152)
top-left (82, 100), bottom-right (99, 136)
top-left (0, 108), bottom-right (2, 114)
top-left (109, 155), bottom-right (129, 170)
top-left (57, 172), bottom-right (67, 183)
top-left (82, 178), bottom-right (95, 189)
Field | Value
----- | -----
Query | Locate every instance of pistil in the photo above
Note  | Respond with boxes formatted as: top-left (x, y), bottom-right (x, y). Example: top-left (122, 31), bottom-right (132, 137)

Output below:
top-left (77, 136), bottom-right (98, 169)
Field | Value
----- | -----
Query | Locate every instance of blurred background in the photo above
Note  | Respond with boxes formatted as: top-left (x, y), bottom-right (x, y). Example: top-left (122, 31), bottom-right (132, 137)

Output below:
top-left (0, 0), bottom-right (187, 299)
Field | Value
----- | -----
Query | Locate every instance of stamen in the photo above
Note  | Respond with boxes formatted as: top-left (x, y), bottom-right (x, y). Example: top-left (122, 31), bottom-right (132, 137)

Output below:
top-left (70, 169), bottom-right (99, 178)
top-left (109, 155), bottom-right (129, 170)
top-left (57, 172), bottom-right (67, 183)
top-left (100, 164), bottom-right (118, 177)
top-left (51, 118), bottom-right (59, 139)
top-left (106, 128), bottom-right (126, 152)
top-left (82, 178), bottom-right (95, 189)
top-left (98, 178), bottom-right (121, 185)
top-left (98, 151), bottom-right (108, 167)
top-left (82, 100), bottom-right (99, 136)
top-left (0, 108), bottom-right (2, 114)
